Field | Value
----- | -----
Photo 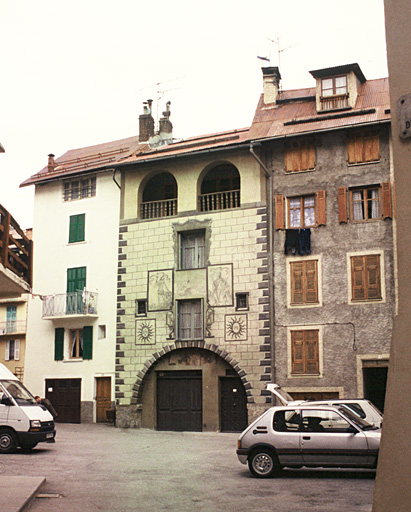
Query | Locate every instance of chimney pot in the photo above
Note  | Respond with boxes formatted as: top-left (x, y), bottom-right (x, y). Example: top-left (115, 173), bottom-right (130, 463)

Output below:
top-left (139, 99), bottom-right (155, 142)
top-left (47, 153), bottom-right (55, 172)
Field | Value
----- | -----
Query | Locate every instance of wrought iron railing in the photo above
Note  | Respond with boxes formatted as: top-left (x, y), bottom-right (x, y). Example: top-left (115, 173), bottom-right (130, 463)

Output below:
top-left (0, 320), bottom-right (27, 335)
top-left (199, 190), bottom-right (240, 212)
top-left (0, 204), bottom-right (32, 287)
top-left (42, 291), bottom-right (98, 317)
top-left (141, 199), bottom-right (177, 219)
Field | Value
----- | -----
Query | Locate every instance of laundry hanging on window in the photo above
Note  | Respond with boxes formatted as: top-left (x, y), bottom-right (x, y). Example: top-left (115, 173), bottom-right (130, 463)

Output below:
top-left (299, 228), bottom-right (311, 255)
top-left (285, 229), bottom-right (300, 255)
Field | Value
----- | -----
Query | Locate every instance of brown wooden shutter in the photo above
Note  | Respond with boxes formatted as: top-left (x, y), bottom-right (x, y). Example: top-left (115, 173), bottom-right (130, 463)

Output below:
top-left (365, 132), bottom-right (380, 162)
top-left (347, 134), bottom-right (356, 164)
top-left (316, 190), bottom-right (326, 226)
top-left (275, 195), bottom-right (285, 230)
top-left (382, 182), bottom-right (392, 219)
top-left (365, 255), bottom-right (382, 300)
top-left (351, 256), bottom-right (366, 300)
top-left (338, 187), bottom-right (348, 223)
top-left (291, 331), bottom-right (305, 374)
top-left (285, 146), bottom-right (294, 172)
top-left (290, 262), bottom-right (304, 305)
top-left (305, 260), bottom-right (318, 304)
top-left (305, 330), bottom-right (320, 374)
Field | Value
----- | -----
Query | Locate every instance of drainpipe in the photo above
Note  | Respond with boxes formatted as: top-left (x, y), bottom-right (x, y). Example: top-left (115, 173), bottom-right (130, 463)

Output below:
top-left (249, 142), bottom-right (276, 402)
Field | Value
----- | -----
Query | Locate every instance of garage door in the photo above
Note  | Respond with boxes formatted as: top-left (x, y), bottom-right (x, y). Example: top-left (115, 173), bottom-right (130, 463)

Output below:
top-left (45, 378), bottom-right (81, 423)
top-left (157, 371), bottom-right (202, 431)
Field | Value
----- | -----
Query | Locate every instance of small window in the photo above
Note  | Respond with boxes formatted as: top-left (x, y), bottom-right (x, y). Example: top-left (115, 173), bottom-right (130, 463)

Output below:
top-left (135, 299), bottom-right (147, 317)
top-left (347, 130), bottom-right (379, 164)
top-left (351, 254), bottom-right (382, 302)
top-left (6, 306), bottom-right (17, 333)
top-left (235, 293), bottom-right (249, 311)
top-left (285, 138), bottom-right (315, 173)
top-left (180, 230), bottom-right (205, 270)
top-left (70, 329), bottom-right (83, 359)
top-left (177, 300), bottom-right (203, 340)
top-left (63, 176), bottom-right (96, 201)
top-left (5, 339), bottom-right (20, 361)
top-left (69, 214), bottom-right (85, 243)
top-left (290, 260), bottom-right (318, 306)
top-left (291, 329), bottom-right (320, 375)
top-left (350, 187), bottom-right (381, 221)
top-left (98, 325), bottom-right (106, 340)
top-left (321, 76), bottom-right (347, 97)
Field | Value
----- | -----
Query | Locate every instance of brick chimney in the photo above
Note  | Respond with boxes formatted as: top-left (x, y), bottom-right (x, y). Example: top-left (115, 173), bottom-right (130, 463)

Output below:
top-left (159, 101), bottom-right (173, 140)
top-left (139, 99), bottom-right (155, 142)
top-left (47, 153), bottom-right (55, 172)
top-left (262, 67), bottom-right (281, 104)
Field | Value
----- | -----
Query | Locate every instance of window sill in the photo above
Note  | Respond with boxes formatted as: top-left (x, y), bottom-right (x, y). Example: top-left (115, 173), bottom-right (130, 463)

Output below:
top-left (347, 160), bottom-right (380, 167)
top-left (284, 168), bottom-right (316, 174)
top-left (62, 358), bottom-right (84, 363)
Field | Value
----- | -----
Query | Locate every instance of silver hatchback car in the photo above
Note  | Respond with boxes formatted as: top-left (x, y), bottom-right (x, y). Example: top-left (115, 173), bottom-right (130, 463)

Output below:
top-left (237, 404), bottom-right (380, 478)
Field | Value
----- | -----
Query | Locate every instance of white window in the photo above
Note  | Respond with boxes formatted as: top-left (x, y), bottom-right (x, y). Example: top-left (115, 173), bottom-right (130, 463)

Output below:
top-left (180, 231), bottom-right (205, 269)
top-left (177, 300), bottom-right (203, 340)
top-left (5, 339), bottom-right (20, 361)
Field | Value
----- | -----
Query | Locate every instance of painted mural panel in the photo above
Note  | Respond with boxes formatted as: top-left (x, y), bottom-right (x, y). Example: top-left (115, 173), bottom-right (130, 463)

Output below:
top-left (148, 270), bottom-right (173, 311)
top-left (207, 264), bottom-right (233, 307)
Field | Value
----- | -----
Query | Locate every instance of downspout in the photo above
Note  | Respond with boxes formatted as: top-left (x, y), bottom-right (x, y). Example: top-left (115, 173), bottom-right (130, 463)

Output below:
top-left (249, 142), bottom-right (276, 402)
top-left (112, 168), bottom-right (121, 190)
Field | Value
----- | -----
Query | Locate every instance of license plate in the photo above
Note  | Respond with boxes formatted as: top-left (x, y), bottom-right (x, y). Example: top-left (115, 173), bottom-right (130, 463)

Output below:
top-left (46, 433), bottom-right (54, 439)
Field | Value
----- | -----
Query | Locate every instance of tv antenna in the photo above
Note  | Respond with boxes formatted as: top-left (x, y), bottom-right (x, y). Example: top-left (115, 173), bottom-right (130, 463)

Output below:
top-left (137, 76), bottom-right (184, 123)
top-left (257, 31), bottom-right (299, 69)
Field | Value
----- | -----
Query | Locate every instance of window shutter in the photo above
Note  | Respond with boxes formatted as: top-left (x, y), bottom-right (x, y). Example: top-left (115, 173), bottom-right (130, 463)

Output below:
top-left (83, 326), bottom-right (93, 360)
top-left (291, 331), bottom-right (305, 374)
top-left (338, 187), bottom-right (348, 223)
top-left (351, 256), bottom-right (365, 300)
top-left (275, 195), bottom-right (285, 230)
top-left (285, 146), bottom-right (295, 172)
top-left (347, 136), bottom-right (356, 164)
top-left (316, 190), bottom-right (326, 226)
top-left (382, 182), bottom-right (392, 219)
top-left (305, 330), bottom-right (319, 374)
top-left (54, 328), bottom-right (64, 361)
top-left (14, 340), bottom-right (20, 361)
top-left (69, 214), bottom-right (85, 244)
top-left (290, 262), bottom-right (304, 305)
top-left (5, 341), bottom-right (10, 361)
top-left (305, 260), bottom-right (318, 304)
top-left (365, 255), bottom-right (382, 300)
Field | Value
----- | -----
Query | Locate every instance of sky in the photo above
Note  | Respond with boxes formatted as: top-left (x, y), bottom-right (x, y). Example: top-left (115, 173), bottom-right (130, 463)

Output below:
top-left (1, 0), bottom-right (388, 229)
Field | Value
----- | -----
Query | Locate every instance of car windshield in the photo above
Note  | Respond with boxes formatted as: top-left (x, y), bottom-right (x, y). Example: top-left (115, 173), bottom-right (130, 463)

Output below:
top-left (338, 406), bottom-right (379, 430)
top-left (1, 380), bottom-right (37, 406)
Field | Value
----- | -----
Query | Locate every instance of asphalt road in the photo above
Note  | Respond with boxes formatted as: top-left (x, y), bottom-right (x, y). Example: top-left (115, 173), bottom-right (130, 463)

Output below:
top-left (0, 424), bottom-right (375, 512)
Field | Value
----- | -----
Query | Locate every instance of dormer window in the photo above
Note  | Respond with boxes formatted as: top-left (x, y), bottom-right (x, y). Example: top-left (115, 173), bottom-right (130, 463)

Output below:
top-left (320, 75), bottom-right (348, 110)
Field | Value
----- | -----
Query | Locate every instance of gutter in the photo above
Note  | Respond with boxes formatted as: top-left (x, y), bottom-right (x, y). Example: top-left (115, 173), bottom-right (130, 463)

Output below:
top-left (249, 143), bottom-right (276, 398)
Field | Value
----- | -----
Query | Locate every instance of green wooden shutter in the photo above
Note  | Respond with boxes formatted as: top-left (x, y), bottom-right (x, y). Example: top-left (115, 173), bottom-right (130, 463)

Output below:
top-left (67, 267), bottom-right (86, 293)
top-left (83, 326), bottom-right (93, 360)
top-left (69, 214), bottom-right (85, 243)
top-left (54, 328), bottom-right (64, 361)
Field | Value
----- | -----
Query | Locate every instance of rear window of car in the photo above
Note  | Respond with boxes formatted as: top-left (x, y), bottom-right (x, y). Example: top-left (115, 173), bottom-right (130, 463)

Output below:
top-left (273, 410), bottom-right (300, 432)
top-left (335, 403), bottom-right (366, 419)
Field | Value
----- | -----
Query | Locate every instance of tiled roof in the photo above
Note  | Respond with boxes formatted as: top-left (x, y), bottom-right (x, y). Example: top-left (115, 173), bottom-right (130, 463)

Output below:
top-left (20, 75), bottom-right (390, 187)
top-left (248, 77), bottom-right (390, 140)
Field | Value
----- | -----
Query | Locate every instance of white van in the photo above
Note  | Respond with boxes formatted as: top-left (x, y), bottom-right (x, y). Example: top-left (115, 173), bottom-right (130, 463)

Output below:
top-left (266, 383), bottom-right (383, 428)
top-left (0, 364), bottom-right (56, 453)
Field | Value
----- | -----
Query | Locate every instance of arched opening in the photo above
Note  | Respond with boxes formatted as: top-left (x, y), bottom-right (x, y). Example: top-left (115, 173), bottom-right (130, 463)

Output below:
top-left (136, 346), bottom-right (249, 432)
top-left (141, 172), bottom-right (177, 219)
top-left (199, 164), bottom-right (240, 212)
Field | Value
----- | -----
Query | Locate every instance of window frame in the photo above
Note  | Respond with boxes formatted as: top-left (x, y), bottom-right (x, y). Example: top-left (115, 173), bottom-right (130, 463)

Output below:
top-left (63, 176), bottom-right (96, 202)
top-left (288, 327), bottom-right (323, 378)
top-left (176, 299), bottom-right (204, 341)
top-left (135, 299), bottom-right (147, 317)
top-left (348, 252), bottom-right (384, 304)
top-left (69, 328), bottom-right (84, 359)
top-left (5, 339), bottom-right (20, 361)
top-left (288, 195), bottom-right (316, 228)
top-left (321, 75), bottom-right (347, 97)
top-left (349, 186), bottom-right (381, 222)
top-left (235, 292), bottom-right (249, 311)
top-left (179, 230), bottom-right (206, 270)
top-left (288, 257), bottom-right (321, 307)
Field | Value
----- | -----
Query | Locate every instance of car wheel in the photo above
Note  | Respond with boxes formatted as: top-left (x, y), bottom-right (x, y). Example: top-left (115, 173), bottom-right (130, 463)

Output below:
top-left (248, 449), bottom-right (280, 478)
top-left (0, 430), bottom-right (18, 454)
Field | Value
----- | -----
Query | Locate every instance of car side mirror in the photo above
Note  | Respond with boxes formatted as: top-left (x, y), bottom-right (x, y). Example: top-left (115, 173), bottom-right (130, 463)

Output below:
top-left (347, 426), bottom-right (358, 435)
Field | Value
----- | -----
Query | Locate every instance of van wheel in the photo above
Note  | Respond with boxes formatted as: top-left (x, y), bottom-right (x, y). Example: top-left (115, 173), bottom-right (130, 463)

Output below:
top-left (248, 449), bottom-right (281, 478)
top-left (0, 430), bottom-right (18, 454)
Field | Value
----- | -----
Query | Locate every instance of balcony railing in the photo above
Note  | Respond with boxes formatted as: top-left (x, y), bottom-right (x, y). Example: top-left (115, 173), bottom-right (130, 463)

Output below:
top-left (199, 190), bottom-right (241, 212)
top-left (0, 320), bottom-right (27, 335)
top-left (0, 204), bottom-right (32, 287)
top-left (320, 94), bottom-right (349, 111)
top-left (42, 291), bottom-right (98, 318)
top-left (141, 198), bottom-right (177, 220)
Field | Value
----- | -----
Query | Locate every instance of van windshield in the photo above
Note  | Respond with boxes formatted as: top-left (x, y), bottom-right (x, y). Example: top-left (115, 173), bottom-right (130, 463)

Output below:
top-left (1, 380), bottom-right (37, 406)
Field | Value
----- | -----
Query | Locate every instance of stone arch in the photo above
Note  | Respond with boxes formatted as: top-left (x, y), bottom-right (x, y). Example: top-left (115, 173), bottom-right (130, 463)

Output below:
top-left (197, 161), bottom-right (241, 212)
top-left (139, 171), bottom-right (178, 219)
top-left (130, 341), bottom-right (253, 405)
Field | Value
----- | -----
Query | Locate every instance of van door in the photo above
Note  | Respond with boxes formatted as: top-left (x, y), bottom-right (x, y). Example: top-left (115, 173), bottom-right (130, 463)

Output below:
top-left (0, 385), bottom-right (9, 422)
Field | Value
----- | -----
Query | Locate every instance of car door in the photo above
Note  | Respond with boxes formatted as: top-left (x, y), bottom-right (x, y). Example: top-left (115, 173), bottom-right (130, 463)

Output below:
top-left (271, 409), bottom-right (303, 466)
top-left (300, 409), bottom-right (370, 467)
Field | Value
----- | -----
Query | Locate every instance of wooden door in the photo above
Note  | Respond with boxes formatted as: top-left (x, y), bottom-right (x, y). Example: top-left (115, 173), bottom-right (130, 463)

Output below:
top-left (220, 376), bottom-right (248, 432)
top-left (46, 378), bottom-right (81, 423)
top-left (96, 377), bottom-right (111, 422)
top-left (157, 371), bottom-right (202, 431)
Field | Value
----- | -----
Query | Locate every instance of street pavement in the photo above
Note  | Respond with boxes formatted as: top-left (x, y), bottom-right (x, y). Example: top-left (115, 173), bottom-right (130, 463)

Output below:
top-left (0, 423), bottom-right (376, 512)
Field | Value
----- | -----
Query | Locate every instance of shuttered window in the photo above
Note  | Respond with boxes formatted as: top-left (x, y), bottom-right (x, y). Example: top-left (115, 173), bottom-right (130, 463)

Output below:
top-left (351, 254), bottom-right (382, 301)
top-left (339, 183), bottom-right (392, 222)
top-left (291, 330), bottom-right (319, 375)
top-left (275, 195), bottom-right (285, 230)
top-left (290, 260), bottom-right (318, 305)
top-left (347, 130), bottom-right (380, 164)
top-left (83, 326), bottom-right (93, 360)
top-left (69, 214), bottom-right (85, 243)
top-left (180, 231), bottom-right (205, 269)
top-left (285, 139), bottom-right (316, 173)
top-left (54, 328), bottom-right (64, 361)
top-left (177, 300), bottom-right (203, 340)
top-left (286, 191), bottom-right (326, 228)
